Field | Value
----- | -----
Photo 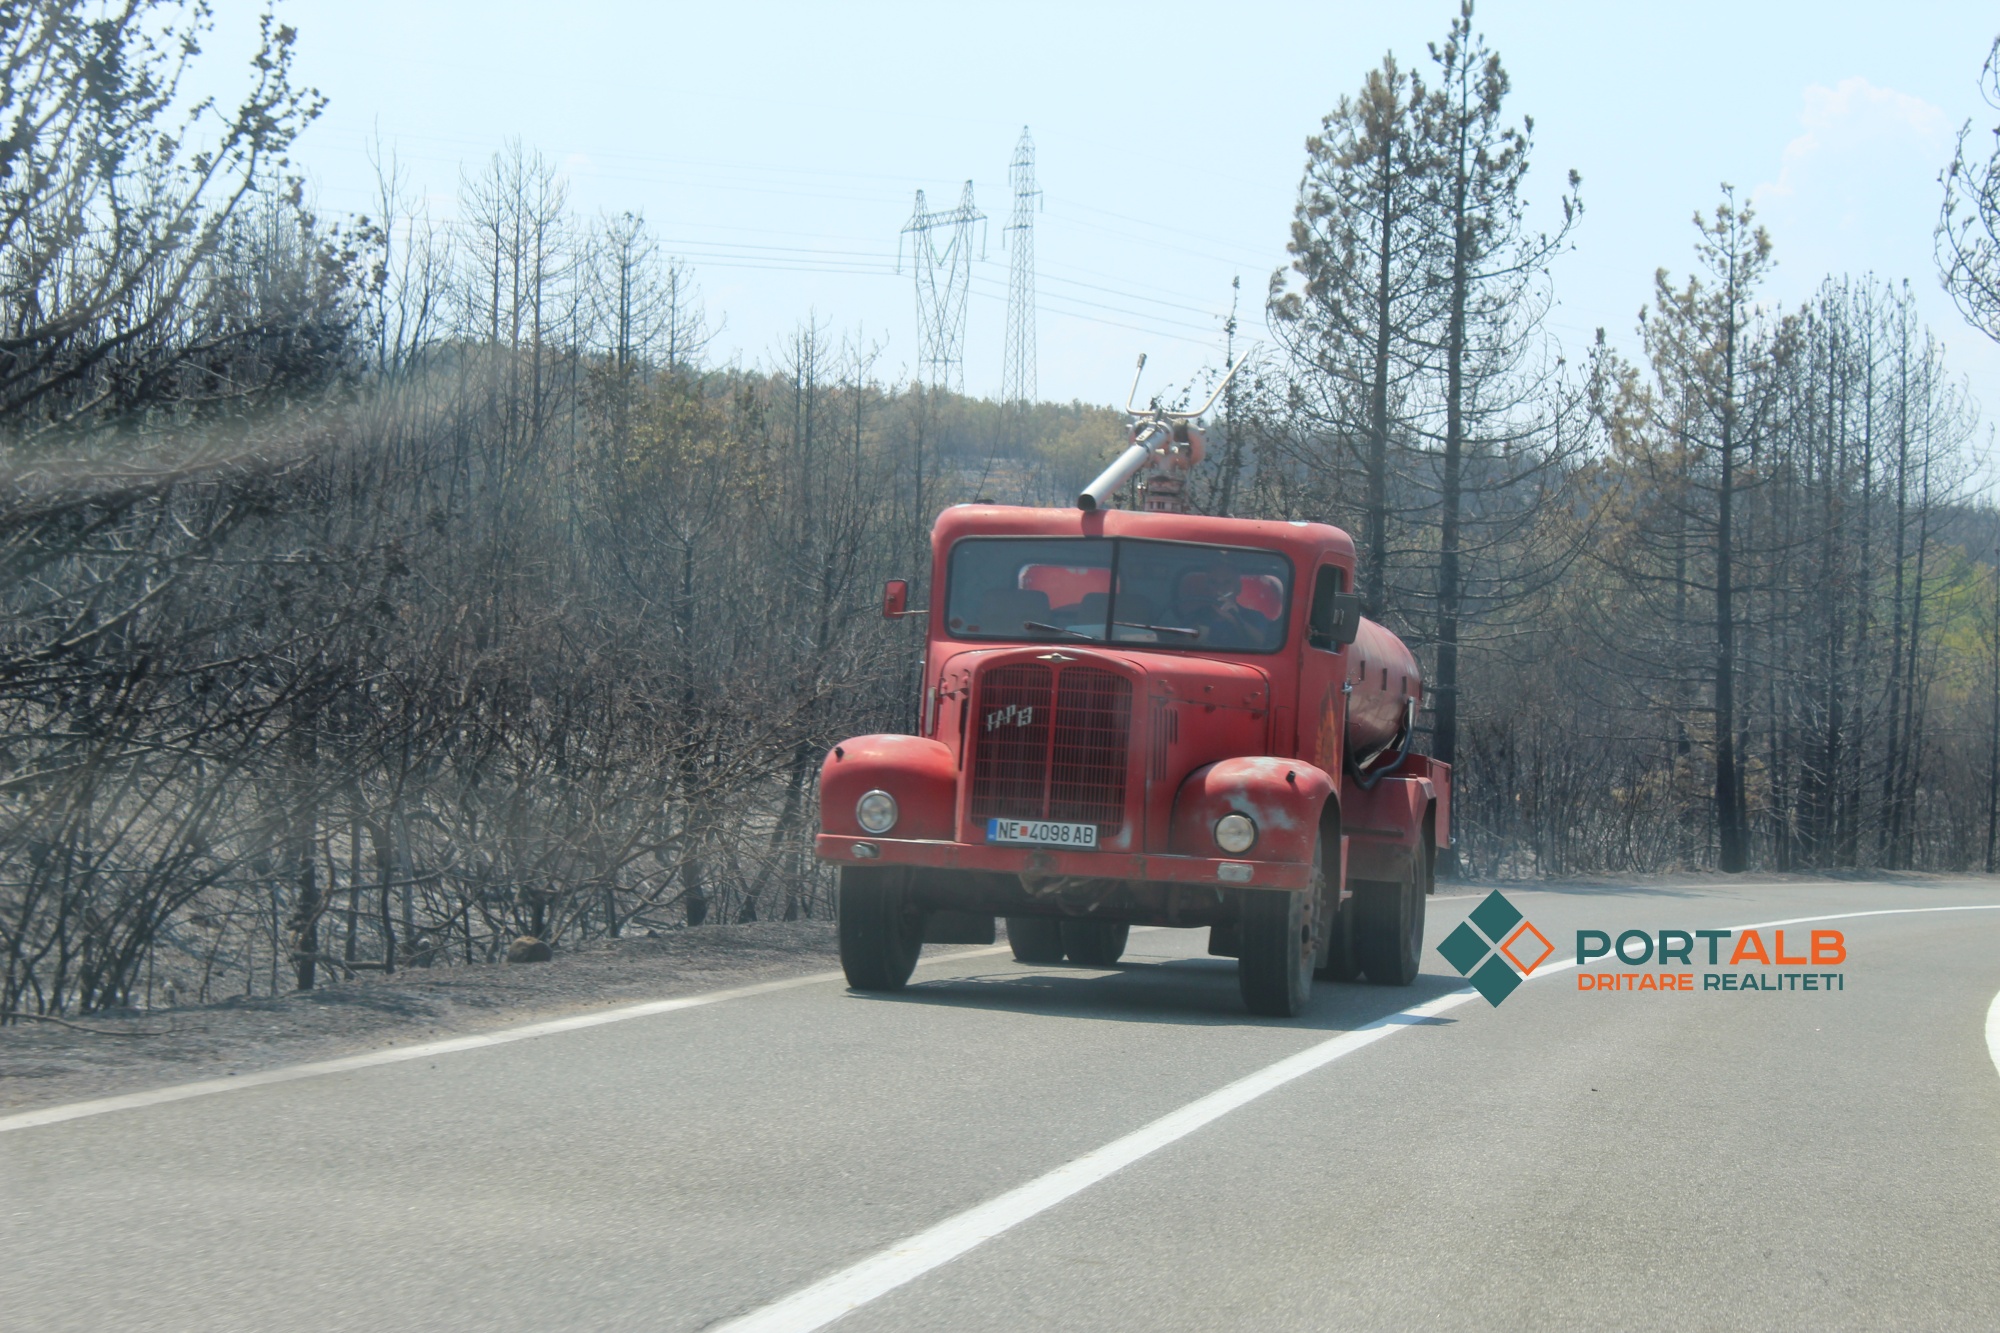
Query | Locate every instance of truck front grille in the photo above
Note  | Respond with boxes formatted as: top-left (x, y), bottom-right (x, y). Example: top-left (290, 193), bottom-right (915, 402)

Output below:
top-left (969, 663), bottom-right (1131, 837)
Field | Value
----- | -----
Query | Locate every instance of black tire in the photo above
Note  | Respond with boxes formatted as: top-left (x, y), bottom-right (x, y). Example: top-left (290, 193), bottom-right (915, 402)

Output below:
top-left (1238, 884), bottom-right (1316, 1017)
top-left (1005, 915), bottom-right (1067, 964)
top-left (1353, 858), bottom-right (1424, 986)
top-left (839, 866), bottom-right (923, 990)
top-left (1060, 919), bottom-right (1130, 967)
top-left (1312, 836), bottom-right (1360, 981)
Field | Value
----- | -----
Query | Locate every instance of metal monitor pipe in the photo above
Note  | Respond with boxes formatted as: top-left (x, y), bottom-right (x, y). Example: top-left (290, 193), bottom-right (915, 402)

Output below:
top-left (1076, 422), bottom-right (1169, 512)
top-left (1077, 355), bottom-right (1246, 512)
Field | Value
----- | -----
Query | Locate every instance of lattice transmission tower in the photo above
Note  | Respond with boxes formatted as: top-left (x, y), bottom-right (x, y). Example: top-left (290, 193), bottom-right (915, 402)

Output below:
top-left (1001, 127), bottom-right (1041, 405)
top-left (899, 181), bottom-right (984, 393)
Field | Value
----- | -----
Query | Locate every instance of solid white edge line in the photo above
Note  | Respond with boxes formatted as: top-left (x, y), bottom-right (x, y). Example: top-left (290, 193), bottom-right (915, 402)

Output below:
top-left (713, 900), bottom-right (2000, 1333)
top-left (0, 943), bottom-right (1021, 1135)
top-left (1729, 904), bottom-right (2000, 931)
top-left (1988, 987), bottom-right (2000, 1086)
top-left (711, 985), bottom-right (1482, 1333)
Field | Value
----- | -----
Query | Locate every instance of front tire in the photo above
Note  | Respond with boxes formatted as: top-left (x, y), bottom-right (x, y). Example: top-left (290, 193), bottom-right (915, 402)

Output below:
top-left (1061, 919), bottom-right (1129, 966)
top-left (1005, 916), bottom-right (1067, 964)
top-left (1353, 857), bottom-right (1424, 986)
top-left (839, 867), bottom-right (923, 990)
top-left (1238, 885), bottom-right (1316, 1017)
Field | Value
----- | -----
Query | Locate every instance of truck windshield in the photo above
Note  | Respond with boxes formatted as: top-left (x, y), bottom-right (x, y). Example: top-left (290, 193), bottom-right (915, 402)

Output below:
top-left (944, 537), bottom-right (1292, 653)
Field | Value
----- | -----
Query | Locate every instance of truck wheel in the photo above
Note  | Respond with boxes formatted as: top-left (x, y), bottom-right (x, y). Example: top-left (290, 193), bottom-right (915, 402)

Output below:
top-left (1061, 919), bottom-right (1129, 967)
top-left (1005, 916), bottom-right (1067, 965)
top-left (1238, 887), bottom-right (1315, 1017)
top-left (839, 866), bottom-right (923, 991)
top-left (1313, 838), bottom-right (1361, 982)
top-left (1353, 859), bottom-right (1424, 986)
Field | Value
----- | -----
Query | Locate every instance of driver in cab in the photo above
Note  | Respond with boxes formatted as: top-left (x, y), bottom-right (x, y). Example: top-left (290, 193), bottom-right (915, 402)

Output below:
top-left (1173, 567), bottom-right (1282, 650)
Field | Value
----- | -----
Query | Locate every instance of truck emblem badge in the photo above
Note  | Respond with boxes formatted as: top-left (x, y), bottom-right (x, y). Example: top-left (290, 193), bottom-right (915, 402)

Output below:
top-left (985, 703), bottom-right (1034, 732)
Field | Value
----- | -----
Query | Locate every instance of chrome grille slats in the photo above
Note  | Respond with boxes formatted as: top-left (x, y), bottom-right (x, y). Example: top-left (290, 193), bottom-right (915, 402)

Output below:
top-left (968, 664), bottom-right (1053, 823)
top-left (968, 662), bottom-right (1131, 837)
top-left (1049, 669), bottom-right (1130, 827)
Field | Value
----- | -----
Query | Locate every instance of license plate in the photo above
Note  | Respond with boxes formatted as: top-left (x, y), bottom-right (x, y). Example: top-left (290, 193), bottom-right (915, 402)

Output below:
top-left (986, 818), bottom-right (1099, 849)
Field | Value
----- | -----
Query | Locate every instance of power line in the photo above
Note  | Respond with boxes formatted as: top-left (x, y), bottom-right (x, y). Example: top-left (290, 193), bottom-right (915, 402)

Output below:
top-left (966, 281), bottom-right (1238, 351)
top-left (1037, 263), bottom-right (1231, 320)
top-left (1052, 196), bottom-right (1277, 268)
top-left (1046, 203), bottom-right (1277, 272)
top-left (969, 273), bottom-right (1223, 340)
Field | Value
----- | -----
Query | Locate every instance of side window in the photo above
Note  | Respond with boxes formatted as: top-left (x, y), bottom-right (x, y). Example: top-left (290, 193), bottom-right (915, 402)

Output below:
top-left (1308, 565), bottom-right (1361, 650)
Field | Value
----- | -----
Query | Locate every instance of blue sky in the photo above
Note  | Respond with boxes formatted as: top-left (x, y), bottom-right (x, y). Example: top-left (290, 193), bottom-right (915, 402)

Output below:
top-left (214, 0), bottom-right (1999, 441)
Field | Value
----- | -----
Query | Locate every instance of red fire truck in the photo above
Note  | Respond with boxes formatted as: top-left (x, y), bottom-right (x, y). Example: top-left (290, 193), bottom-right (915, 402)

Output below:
top-left (816, 364), bottom-right (1448, 1015)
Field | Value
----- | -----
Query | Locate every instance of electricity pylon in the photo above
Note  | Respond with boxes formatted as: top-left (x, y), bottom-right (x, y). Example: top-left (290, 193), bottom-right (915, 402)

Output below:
top-left (899, 181), bottom-right (984, 393)
top-left (1002, 128), bottom-right (1040, 405)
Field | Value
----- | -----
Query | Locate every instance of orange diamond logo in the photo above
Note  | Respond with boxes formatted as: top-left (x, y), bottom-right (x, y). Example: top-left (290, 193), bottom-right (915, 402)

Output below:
top-left (1501, 920), bottom-right (1554, 975)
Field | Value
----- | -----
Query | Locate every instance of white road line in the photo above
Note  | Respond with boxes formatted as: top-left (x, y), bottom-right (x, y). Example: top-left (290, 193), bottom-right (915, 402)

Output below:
top-left (711, 986), bottom-right (1481, 1333)
top-left (1433, 881), bottom-right (1810, 901)
top-left (1731, 904), bottom-right (2000, 931)
top-left (0, 944), bottom-right (1018, 1136)
top-left (1987, 988), bottom-right (2000, 1085)
top-left (713, 900), bottom-right (2000, 1333)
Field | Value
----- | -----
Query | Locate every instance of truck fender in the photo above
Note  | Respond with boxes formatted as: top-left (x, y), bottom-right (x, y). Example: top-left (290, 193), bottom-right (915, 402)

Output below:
top-left (1344, 775), bottom-right (1432, 882)
top-left (821, 735), bottom-right (957, 840)
top-left (1170, 757), bottom-right (1336, 865)
top-left (1395, 755), bottom-right (1451, 847)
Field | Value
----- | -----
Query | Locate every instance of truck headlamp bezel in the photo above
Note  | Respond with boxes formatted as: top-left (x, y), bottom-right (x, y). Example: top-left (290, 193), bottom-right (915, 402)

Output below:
top-left (855, 789), bottom-right (899, 834)
top-left (1214, 812), bottom-right (1257, 854)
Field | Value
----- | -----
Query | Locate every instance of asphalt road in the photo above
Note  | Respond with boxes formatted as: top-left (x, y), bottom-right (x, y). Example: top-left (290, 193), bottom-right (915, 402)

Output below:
top-left (4, 878), bottom-right (1999, 1332)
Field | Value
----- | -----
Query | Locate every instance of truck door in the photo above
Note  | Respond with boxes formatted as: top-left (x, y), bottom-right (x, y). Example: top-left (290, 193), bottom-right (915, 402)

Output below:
top-left (1298, 562), bottom-right (1355, 775)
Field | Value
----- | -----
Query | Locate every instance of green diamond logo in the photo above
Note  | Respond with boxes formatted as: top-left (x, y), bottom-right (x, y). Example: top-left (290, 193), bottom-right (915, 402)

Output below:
top-left (1438, 921), bottom-right (1491, 975)
top-left (1437, 889), bottom-right (1540, 1007)
top-left (1468, 954), bottom-right (1523, 1005)
top-left (1467, 890), bottom-right (1522, 942)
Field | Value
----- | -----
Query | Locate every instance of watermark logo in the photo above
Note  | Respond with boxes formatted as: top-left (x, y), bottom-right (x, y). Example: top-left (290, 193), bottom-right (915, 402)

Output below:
top-left (1437, 890), bottom-right (1554, 1006)
top-left (1576, 927), bottom-right (1845, 993)
top-left (1439, 897), bottom-right (1853, 1006)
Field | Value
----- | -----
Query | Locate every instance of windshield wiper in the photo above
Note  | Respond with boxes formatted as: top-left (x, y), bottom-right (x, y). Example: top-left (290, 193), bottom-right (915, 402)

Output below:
top-left (1113, 620), bottom-right (1201, 640)
top-left (1022, 620), bottom-right (1103, 640)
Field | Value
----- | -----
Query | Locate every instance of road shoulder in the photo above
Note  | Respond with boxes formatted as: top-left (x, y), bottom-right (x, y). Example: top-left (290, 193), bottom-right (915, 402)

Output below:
top-left (0, 920), bottom-right (845, 1113)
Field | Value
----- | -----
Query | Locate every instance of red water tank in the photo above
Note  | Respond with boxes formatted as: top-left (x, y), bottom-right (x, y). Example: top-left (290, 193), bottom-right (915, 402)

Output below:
top-left (1346, 617), bottom-right (1421, 755)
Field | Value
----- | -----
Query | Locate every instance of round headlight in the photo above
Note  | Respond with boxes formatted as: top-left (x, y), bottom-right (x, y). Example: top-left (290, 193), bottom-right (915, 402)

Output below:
top-left (1214, 812), bottom-right (1257, 854)
top-left (855, 789), bottom-right (899, 834)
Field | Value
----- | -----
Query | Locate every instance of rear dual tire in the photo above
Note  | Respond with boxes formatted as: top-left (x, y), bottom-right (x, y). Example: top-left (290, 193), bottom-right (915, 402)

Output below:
top-left (1317, 897), bottom-right (1362, 981)
top-left (1060, 919), bottom-right (1129, 967)
top-left (1006, 916), bottom-right (1129, 967)
top-left (1352, 857), bottom-right (1424, 986)
top-left (1005, 916), bottom-right (1066, 964)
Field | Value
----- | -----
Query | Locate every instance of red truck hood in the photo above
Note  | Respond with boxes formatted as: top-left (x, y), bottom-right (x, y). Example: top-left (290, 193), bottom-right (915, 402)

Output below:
top-left (934, 645), bottom-right (1271, 710)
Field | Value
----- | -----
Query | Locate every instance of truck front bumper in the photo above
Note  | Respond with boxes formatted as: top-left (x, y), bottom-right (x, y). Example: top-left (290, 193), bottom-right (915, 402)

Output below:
top-left (814, 834), bottom-right (1311, 890)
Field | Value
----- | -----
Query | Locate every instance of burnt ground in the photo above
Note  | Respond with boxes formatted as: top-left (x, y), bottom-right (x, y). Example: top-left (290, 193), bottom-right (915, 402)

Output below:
top-left (0, 920), bottom-right (853, 1114)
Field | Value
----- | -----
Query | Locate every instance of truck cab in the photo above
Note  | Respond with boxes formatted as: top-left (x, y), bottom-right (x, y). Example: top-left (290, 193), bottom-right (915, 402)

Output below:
top-left (818, 501), bottom-right (1450, 1016)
